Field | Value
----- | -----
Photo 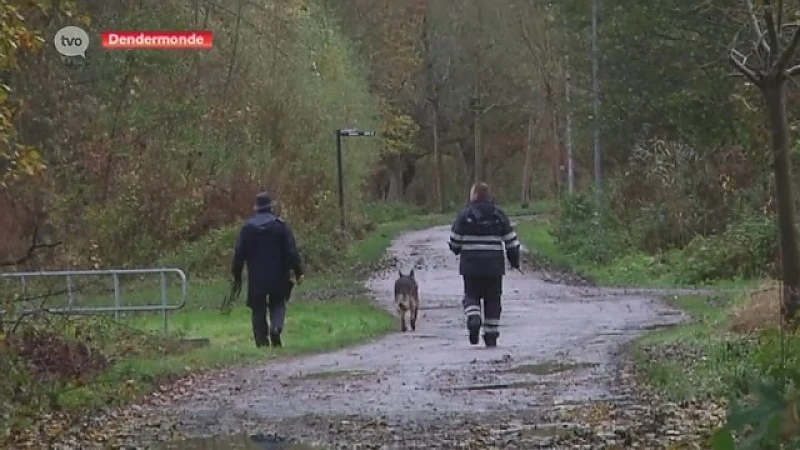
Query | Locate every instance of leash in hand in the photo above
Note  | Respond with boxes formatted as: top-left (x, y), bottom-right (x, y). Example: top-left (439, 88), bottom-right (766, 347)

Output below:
top-left (220, 278), bottom-right (242, 316)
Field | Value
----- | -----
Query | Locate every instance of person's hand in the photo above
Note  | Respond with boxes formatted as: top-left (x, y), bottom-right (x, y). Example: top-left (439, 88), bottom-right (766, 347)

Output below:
top-left (231, 276), bottom-right (242, 293)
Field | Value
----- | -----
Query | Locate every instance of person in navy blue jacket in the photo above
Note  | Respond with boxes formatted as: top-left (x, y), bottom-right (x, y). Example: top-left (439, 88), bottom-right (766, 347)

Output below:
top-left (448, 182), bottom-right (520, 347)
top-left (232, 192), bottom-right (303, 347)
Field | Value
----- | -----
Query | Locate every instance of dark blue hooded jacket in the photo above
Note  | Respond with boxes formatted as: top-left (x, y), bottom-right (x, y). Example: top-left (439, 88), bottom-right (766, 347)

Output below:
top-left (448, 200), bottom-right (521, 277)
top-left (231, 211), bottom-right (303, 304)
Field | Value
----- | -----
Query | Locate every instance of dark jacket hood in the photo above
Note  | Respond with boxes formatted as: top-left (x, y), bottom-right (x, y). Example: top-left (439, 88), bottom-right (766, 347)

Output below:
top-left (248, 212), bottom-right (280, 233)
top-left (468, 200), bottom-right (496, 219)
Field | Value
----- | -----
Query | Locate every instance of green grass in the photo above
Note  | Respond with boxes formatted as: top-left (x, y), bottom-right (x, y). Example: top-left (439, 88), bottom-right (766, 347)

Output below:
top-left (515, 217), bottom-right (675, 286)
top-left (349, 212), bottom-right (451, 265)
top-left (515, 217), bottom-right (757, 290)
top-left (56, 299), bottom-right (393, 410)
top-left (629, 291), bottom-right (800, 403)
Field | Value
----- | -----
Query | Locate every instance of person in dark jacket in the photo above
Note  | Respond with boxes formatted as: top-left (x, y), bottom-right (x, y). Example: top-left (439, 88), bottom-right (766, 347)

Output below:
top-left (448, 182), bottom-right (520, 347)
top-left (232, 192), bottom-right (303, 348)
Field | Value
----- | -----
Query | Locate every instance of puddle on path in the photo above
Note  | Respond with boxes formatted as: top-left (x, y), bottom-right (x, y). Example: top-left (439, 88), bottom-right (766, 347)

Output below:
top-left (511, 361), bottom-right (598, 375)
top-left (156, 433), bottom-right (326, 450)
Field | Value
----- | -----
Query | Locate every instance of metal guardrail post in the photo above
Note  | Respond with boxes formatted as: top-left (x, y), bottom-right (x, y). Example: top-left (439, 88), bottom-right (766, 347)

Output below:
top-left (113, 273), bottom-right (121, 321)
top-left (66, 274), bottom-right (74, 310)
top-left (160, 270), bottom-right (168, 333)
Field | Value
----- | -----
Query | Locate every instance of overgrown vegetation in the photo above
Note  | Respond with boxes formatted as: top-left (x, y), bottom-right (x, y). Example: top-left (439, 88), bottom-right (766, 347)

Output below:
top-left (631, 288), bottom-right (800, 449)
top-left (517, 195), bottom-right (774, 288)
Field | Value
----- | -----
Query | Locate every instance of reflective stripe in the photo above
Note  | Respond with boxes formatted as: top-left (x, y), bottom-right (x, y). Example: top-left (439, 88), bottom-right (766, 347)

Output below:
top-left (483, 325), bottom-right (499, 332)
top-left (449, 241), bottom-right (462, 249)
top-left (502, 231), bottom-right (517, 241)
top-left (453, 233), bottom-right (503, 242)
top-left (465, 311), bottom-right (481, 317)
top-left (461, 243), bottom-right (504, 251)
top-left (464, 305), bottom-right (481, 314)
top-left (460, 235), bottom-right (502, 242)
top-left (484, 318), bottom-right (500, 326)
top-left (505, 239), bottom-right (520, 249)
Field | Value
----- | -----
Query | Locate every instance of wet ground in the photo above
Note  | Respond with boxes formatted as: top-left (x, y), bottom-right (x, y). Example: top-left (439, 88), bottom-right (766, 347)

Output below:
top-left (118, 224), bottom-right (711, 449)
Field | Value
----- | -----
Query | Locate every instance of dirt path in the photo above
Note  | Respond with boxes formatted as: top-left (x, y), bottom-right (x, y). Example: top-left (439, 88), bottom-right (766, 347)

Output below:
top-left (115, 224), bottom-right (695, 448)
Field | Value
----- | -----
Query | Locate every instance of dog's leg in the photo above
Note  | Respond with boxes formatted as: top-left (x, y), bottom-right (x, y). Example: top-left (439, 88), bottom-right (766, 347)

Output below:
top-left (399, 307), bottom-right (407, 332)
top-left (410, 305), bottom-right (418, 331)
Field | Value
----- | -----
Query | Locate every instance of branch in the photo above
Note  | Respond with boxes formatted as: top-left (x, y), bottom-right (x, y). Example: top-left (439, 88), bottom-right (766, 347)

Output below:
top-left (0, 225), bottom-right (62, 267)
top-left (788, 63), bottom-right (800, 75)
top-left (763, 0), bottom-right (781, 55)
top-left (745, 0), bottom-right (771, 54)
top-left (776, 21), bottom-right (800, 71)
top-left (730, 50), bottom-right (762, 84)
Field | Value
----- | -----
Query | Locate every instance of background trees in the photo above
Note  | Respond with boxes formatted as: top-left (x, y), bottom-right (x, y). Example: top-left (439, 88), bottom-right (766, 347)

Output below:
top-left (1, 0), bottom-right (798, 303)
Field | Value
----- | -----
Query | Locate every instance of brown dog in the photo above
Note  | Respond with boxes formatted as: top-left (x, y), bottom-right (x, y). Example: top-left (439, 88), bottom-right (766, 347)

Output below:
top-left (394, 269), bottom-right (419, 332)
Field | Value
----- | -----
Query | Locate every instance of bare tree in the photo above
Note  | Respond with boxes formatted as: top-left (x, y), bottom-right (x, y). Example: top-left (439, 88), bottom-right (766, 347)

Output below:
top-left (516, 1), bottom-right (563, 200)
top-left (421, 9), bottom-right (454, 213)
top-left (591, 0), bottom-right (602, 205)
top-left (729, 0), bottom-right (800, 327)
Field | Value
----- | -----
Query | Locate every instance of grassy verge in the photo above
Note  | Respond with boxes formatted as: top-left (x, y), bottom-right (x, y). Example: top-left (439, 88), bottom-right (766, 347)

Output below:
top-left (631, 286), bottom-right (800, 402)
top-left (348, 212), bottom-right (451, 266)
top-left (56, 299), bottom-right (393, 410)
top-left (515, 217), bottom-right (754, 289)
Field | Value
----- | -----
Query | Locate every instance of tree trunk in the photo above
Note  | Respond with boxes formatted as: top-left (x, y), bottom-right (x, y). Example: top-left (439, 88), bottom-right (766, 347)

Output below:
top-left (224, 0), bottom-right (244, 94)
top-left (565, 64), bottom-right (574, 194)
top-left (473, 0), bottom-right (483, 184)
top-left (473, 113), bottom-right (482, 183)
top-left (764, 79), bottom-right (800, 327)
top-left (544, 82), bottom-right (560, 197)
top-left (432, 102), bottom-right (445, 212)
top-left (521, 110), bottom-right (534, 207)
top-left (387, 158), bottom-right (404, 202)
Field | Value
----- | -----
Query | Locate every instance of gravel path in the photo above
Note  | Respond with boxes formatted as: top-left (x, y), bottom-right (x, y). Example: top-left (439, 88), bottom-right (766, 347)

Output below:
top-left (94, 224), bottom-right (710, 450)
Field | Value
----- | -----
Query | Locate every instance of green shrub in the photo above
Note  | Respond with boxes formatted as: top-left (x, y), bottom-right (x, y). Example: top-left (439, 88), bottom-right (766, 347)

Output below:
top-left (677, 215), bottom-right (776, 285)
top-left (551, 194), bottom-right (631, 264)
top-left (158, 225), bottom-right (239, 278)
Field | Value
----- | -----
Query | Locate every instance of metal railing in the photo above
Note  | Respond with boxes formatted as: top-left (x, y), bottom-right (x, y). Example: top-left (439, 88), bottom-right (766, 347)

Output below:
top-left (0, 268), bottom-right (187, 331)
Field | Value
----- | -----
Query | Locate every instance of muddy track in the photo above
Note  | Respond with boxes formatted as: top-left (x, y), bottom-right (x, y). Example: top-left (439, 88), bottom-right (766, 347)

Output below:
top-left (129, 224), bottom-right (692, 448)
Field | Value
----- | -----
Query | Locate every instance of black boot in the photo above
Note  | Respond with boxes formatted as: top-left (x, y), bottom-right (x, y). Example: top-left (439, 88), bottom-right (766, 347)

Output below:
top-left (467, 316), bottom-right (481, 345)
top-left (483, 332), bottom-right (498, 348)
top-left (270, 334), bottom-right (282, 348)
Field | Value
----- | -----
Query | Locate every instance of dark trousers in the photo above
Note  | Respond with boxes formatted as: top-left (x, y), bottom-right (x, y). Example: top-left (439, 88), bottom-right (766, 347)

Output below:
top-left (249, 293), bottom-right (287, 346)
top-left (462, 276), bottom-right (502, 337)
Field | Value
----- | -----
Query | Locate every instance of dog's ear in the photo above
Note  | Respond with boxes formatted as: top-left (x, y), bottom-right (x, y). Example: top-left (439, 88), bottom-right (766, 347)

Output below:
top-left (398, 270), bottom-right (404, 277)
top-left (409, 269), bottom-right (415, 278)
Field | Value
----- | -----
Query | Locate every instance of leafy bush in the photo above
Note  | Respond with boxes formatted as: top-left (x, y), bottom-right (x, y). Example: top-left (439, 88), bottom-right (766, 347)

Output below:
top-left (676, 215), bottom-right (776, 285)
top-left (158, 225), bottom-right (239, 278)
top-left (551, 193), bottom-right (631, 265)
top-left (713, 356), bottom-right (800, 450)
